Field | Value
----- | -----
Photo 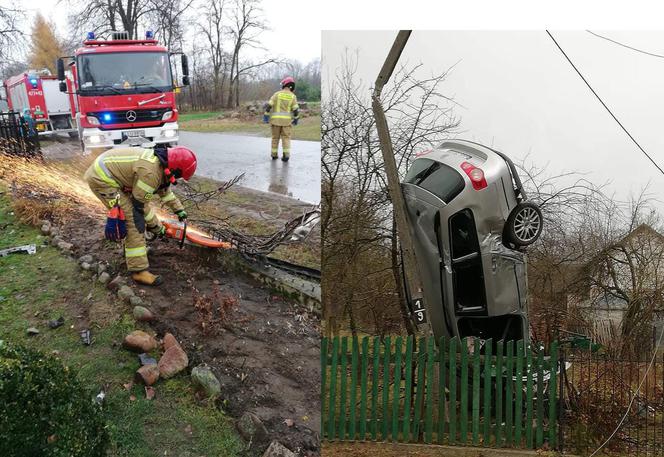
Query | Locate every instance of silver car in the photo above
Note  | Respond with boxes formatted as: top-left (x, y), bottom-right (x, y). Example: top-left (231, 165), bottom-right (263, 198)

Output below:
top-left (401, 140), bottom-right (542, 342)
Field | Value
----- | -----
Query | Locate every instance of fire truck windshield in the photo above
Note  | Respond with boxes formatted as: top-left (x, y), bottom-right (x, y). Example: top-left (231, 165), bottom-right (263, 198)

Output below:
top-left (78, 51), bottom-right (173, 95)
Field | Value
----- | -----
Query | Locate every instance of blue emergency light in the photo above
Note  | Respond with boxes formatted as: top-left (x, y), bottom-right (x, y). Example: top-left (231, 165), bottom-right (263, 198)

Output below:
top-left (145, 30), bottom-right (154, 39)
top-left (103, 113), bottom-right (111, 122)
top-left (87, 32), bottom-right (95, 40)
top-left (29, 78), bottom-right (38, 88)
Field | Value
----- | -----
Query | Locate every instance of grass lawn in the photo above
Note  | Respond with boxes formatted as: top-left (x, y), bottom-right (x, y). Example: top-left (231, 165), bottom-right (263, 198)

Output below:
top-left (0, 190), bottom-right (243, 456)
top-left (179, 111), bottom-right (321, 142)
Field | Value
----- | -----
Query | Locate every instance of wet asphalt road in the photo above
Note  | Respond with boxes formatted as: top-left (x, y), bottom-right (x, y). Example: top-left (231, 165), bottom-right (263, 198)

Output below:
top-left (179, 131), bottom-right (321, 204)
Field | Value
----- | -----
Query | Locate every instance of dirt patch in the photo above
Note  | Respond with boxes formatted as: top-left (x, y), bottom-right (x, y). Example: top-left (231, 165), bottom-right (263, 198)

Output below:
top-left (22, 143), bottom-right (322, 455)
top-left (322, 442), bottom-right (561, 457)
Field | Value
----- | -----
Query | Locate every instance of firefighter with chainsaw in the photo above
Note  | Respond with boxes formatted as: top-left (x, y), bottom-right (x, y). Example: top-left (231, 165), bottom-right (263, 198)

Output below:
top-left (263, 76), bottom-right (299, 161)
top-left (84, 146), bottom-right (197, 286)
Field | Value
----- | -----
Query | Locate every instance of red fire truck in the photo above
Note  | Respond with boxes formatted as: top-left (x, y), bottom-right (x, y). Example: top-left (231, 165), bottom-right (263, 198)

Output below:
top-left (57, 30), bottom-right (189, 151)
top-left (3, 70), bottom-right (77, 135)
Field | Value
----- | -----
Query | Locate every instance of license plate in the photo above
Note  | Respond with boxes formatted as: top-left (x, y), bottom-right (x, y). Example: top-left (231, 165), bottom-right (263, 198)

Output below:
top-left (123, 130), bottom-right (145, 138)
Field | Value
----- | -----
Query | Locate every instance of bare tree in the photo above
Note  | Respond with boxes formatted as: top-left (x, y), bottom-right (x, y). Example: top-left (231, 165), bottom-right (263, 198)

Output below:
top-left (225, 0), bottom-right (269, 107)
top-left (67, 0), bottom-right (156, 39)
top-left (0, 2), bottom-right (25, 68)
top-left (150, 0), bottom-right (194, 50)
top-left (322, 50), bottom-right (459, 337)
top-left (198, 0), bottom-right (228, 107)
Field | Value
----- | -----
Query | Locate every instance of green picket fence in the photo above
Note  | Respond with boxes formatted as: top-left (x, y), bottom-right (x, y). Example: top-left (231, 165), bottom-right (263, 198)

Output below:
top-left (321, 336), bottom-right (559, 449)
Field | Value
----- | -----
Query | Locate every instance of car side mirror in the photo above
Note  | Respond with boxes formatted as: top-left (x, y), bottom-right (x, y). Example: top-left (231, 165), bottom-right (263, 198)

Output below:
top-left (56, 58), bottom-right (65, 81)
top-left (181, 55), bottom-right (190, 86)
top-left (59, 81), bottom-right (67, 92)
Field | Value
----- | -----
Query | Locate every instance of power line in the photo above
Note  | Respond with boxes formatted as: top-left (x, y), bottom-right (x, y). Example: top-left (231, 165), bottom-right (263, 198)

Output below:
top-left (546, 30), bottom-right (664, 175)
top-left (587, 30), bottom-right (664, 59)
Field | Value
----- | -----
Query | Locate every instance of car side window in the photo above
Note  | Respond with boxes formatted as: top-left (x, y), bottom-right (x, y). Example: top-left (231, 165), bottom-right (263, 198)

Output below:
top-left (404, 158), bottom-right (464, 203)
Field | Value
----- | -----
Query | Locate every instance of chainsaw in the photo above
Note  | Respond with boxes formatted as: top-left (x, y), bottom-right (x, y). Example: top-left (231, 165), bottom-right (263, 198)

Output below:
top-left (146, 219), bottom-right (232, 250)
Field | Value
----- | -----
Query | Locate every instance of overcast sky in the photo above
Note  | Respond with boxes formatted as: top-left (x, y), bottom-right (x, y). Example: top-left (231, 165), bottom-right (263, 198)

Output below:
top-left (18, 0), bottom-right (320, 64)
top-left (323, 30), bottom-right (664, 212)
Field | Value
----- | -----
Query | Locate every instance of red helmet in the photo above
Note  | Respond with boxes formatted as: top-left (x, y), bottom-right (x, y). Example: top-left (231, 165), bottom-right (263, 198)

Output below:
top-left (281, 76), bottom-right (295, 88)
top-left (166, 146), bottom-right (197, 182)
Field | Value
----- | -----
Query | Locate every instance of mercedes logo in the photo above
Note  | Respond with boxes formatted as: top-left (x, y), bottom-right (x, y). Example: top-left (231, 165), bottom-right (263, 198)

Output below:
top-left (126, 110), bottom-right (137, 122)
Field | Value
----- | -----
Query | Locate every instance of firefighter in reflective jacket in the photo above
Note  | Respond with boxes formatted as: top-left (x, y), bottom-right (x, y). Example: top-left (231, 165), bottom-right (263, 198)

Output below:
top-left (84, 146), bottom-right (197, 286)
top-left (263, 76), bottom-right (299, 161)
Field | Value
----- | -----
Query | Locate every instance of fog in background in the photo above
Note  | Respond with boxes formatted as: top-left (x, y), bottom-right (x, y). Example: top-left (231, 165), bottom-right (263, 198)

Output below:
top-left (322, 30), bottom-right (664, 212)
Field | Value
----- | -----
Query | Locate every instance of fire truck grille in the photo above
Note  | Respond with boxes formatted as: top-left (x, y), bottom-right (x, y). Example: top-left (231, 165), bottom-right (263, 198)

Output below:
top-left (91, 108), bottom-right (170, 126)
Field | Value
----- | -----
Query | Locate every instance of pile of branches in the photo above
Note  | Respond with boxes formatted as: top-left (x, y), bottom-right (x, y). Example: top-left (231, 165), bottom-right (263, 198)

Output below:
top-left (193, 208), bottom-right (320, 256)
top-left (178, 172), bottom-right (320, 256)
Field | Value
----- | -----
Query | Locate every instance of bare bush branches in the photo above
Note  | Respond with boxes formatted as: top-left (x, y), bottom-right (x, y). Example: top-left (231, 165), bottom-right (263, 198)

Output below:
top-left (178, 173), bottom-right (244, 208)
top-left (322, 50), bottom-right (459, 336)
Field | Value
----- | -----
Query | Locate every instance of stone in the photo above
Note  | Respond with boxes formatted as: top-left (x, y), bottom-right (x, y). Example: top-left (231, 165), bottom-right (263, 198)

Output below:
top-left (191, 365), bottom-right (221, 398)
top-left (50, 227), bottom-right (60, 237)
top-left (80, 262), bottom-right (91, 271)
top-left (40, 222), bottom-right (51, 235)
top-left (97, 263), bottom-right (107, 274)
top-left (56, 241), bottom-right (73, 252)
top-left (132, 306), bottom-right (154, 322)
top-left (98, 272), bottom-right (111, 284)
top-left (162, 333), bottom-right (179, 351)
top-left (79, 255), bottom-right (93, 264)
top-left (135, 364), bottom-right (160, 386)
top-left (26, 327), bottom-right (40, 336)
top-left (138, 353), bottom-right (157, 366)
top-left (123, 330), bottom-right (158, 353)
top-left (262, 441), bottom-right (295, 457)
top-left (237, 411), bottom-right (268, 443)
top-left (118, 285), bottom-right (134, 301)
top-left (129, 296), bottom-right (144, 307)
top-left (107, 275), bottom-right (125, 292)
top-left (158, 345), bottom-right (189, 378)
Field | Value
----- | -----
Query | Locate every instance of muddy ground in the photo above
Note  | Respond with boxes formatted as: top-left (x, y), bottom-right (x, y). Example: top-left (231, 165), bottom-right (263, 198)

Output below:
top-left (34, 141), bottom-right (322, 456)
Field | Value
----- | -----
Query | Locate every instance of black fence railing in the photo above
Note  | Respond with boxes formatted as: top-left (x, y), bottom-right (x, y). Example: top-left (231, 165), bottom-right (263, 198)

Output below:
top-left (0, 111), bottom-right (41, 156)
top-left (560, 349), bottom-right (664, 456)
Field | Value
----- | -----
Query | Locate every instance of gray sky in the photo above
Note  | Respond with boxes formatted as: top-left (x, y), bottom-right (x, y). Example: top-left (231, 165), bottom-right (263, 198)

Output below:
top-left (19, 0), bottom-right (319, 64)
top-left (323, 30), bottom-right (664, 211)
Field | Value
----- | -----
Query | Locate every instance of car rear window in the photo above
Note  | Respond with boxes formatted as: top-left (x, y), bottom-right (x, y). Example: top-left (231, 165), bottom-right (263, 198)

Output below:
top-left (403, 158), bottom-right (465, 203)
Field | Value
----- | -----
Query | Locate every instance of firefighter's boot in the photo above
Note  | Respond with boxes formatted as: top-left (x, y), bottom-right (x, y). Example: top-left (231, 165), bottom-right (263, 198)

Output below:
top-left (132, 270), bottom-right (163, 286)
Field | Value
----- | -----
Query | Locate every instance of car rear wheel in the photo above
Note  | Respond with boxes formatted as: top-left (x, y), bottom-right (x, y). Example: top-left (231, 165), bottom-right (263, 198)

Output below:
top-left (504, 202), bottom-right (543, 247)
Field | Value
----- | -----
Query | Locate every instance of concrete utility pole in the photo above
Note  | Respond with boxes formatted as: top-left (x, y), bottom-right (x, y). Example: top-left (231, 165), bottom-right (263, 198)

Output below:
top-left (371, 30), bottom-right (428, 335)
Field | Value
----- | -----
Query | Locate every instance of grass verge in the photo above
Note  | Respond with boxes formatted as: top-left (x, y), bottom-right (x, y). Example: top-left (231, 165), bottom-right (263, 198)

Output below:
top-left (0, 189), bottom-right (243, 456)
top-left (179, 112), bottom-right (321, 141)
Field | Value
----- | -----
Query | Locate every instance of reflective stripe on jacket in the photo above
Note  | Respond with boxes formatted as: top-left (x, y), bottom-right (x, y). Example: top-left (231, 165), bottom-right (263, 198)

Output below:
top-left (91, 147), bottom-right (184, 219)
top-left (265, 89), bottom-right (299, 127)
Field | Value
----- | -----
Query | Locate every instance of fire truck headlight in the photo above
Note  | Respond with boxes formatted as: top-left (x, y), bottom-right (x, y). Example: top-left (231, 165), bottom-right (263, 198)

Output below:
top-left (161, 110), bottom-right (173, 121)
top-left (88, 135), bottom-right (103, 144)
top-left (163, 129), bottom-right (176, 138)
top-left (86, 115), bottom-right (100, 126)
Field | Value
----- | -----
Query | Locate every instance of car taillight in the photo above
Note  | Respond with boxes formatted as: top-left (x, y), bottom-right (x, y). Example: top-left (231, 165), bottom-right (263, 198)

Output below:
top-left (460, 161), bottom-right (487, 190)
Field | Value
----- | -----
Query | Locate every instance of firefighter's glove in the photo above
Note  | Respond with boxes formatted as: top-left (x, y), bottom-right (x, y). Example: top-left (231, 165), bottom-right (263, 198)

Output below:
top-left (104, 204), bottom-right (127, 242)
top-left (147, 223), bottom-right (166, 239)
top-left (262, 114), bottom-right (270, 124)
top-left (292, 118), bottom-right (299, 126)
top-left (175, 210), bottom-right (188, 222)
